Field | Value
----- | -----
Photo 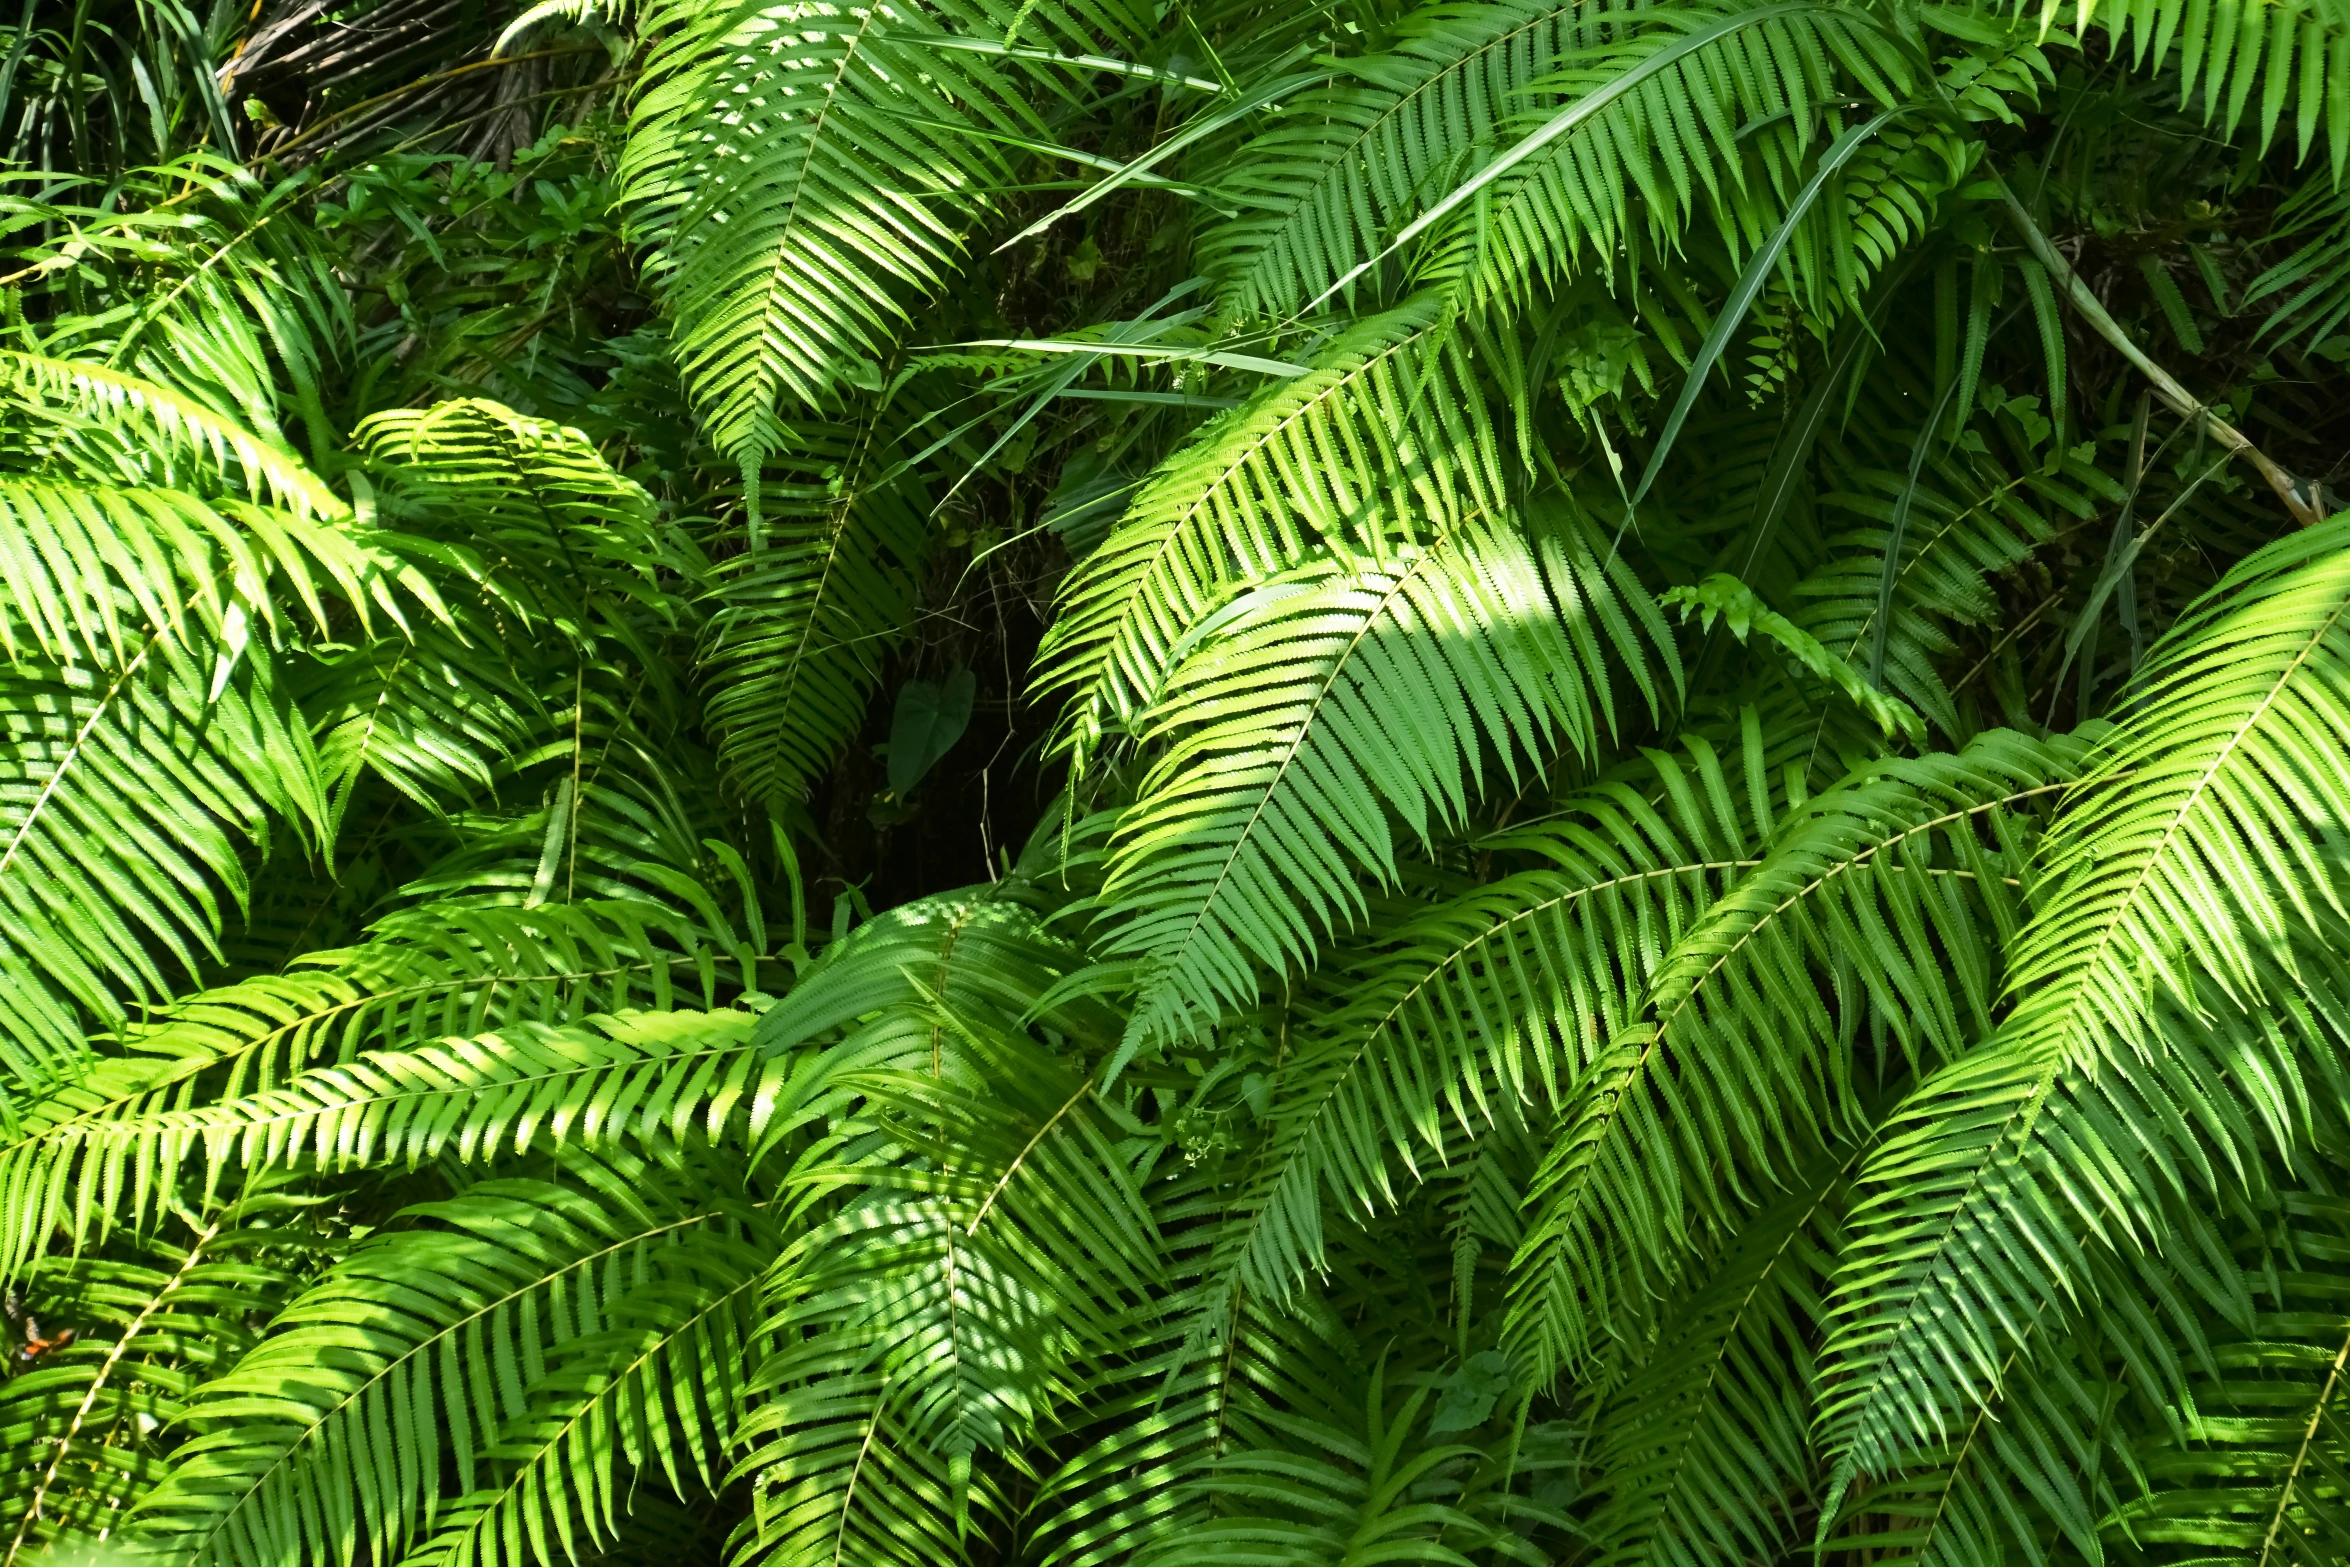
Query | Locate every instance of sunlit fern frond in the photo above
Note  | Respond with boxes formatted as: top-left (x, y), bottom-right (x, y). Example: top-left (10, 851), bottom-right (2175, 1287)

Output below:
top-left (0, 478), bottom-right (420, 1085)
top-left (0, 352), bottom-right (347, 518)
top-left (1814, 512), bottom-right (2350, 1485)
top-left (0, 1193), bottom-right (311, 1564)
top-left (1035, 300), bottom-right (1509, 771)
top-left (0, 898), bottom-right (765, 1281)
top-left (1509, 729), bottom-right (2078, 1382)
top-left (1099, 503), bottom-right (1674, 1065)
top-left (24, 1008), bottom-right (769, 1232)
top-left (1194, 0), bottom-right (1591, 322)
top-left (1396, 1), bottom-right (1925, 318)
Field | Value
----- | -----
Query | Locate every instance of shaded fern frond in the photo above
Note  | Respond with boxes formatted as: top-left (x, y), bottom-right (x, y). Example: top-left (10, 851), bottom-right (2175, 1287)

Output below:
top-left (698, 406), bottom-right (932, 808)
top-left (2027, 0), bottom-right (2350, 177)
top-left (623, 0), bottom-right (1130, 459)
top-left (134, 1149), bottom-right (781, 1567)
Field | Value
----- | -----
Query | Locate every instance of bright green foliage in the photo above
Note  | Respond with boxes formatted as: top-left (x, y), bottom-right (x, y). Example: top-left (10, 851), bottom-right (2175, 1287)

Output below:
top-left (2, 0), bottom-right (2349, 1565)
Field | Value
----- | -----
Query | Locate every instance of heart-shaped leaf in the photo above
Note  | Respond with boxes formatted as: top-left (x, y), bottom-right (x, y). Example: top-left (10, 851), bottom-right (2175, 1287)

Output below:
top-left (888, 668), bottom-right (977, 796)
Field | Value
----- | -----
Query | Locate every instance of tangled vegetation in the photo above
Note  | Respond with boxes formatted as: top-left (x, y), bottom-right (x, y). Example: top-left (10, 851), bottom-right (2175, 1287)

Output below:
top-left (0, 0), bottom-right (2348, 1563)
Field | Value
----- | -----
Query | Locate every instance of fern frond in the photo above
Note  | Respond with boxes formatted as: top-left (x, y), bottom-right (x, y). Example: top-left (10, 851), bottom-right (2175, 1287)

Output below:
top-left (0, 1194), bottom-right (308, 1562)
top-left (754, 889), bottom-right (1115, 1063)
top-left (133, 1149), bottom-right (781, 1567)
top-left (0, 898), bottom-right (760, 1279)
top-left (698, 407), bottom-right (931, 808)
top-left (51, 1009), bottom-right (767, 1220)
top-left (1814, 513), bottom-right (2350, 1481)
top-left (1509, 730), bottom-right (2076, 1381)
top-left (1225, 724), bottom-right (1795, 1303)
top-left (2246, 174), bottom-right (2350, 349)
top-left (1194, 0), bottom-right (1588, 321)
top-left (1133, 1368), bottom-right (1520, 1567)
top-left (1035, 302), bottom-right (1508, 770)
top-left (0, 353), bottom-right (347, 519)
top-left (1792, 446), bottom-right (2100, 737)
top-left (622, 0), bottom-right (1124, 458)
top-left (1400, 1), bottom-right (1922, 319)
top-left (357, 399), bottom-right (703, 645)
top-left (2091, 1185), bottom-right (2350, 1566)
top-left (1576, 1137), bottom-right (1855, 1567)
top-left (1099, 504), bottom-right (1673, 1063)
top-left (736, 1003), bottom-right (1161, 1560)
top-left (2026, 0), bottom-right (2350, 178)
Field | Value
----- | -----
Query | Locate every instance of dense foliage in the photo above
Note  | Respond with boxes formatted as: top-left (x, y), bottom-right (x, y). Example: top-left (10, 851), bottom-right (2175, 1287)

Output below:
top-left (0, 0), bottom-right (2348, 1563)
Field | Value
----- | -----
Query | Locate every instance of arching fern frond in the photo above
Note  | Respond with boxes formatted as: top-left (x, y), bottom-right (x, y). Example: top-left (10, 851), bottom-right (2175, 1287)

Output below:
top-left (2024, 0), bottom-right (2350, 178)
top-left (1035, 302), bottom-right (1508, 771)
top-left (1194, 0), bottom-right (1589, 322)
top-left (357, 399), bottom-right (703, 647)
top-left (1814, 513), bottom-right (2350, 1483)
top-left (1509, 730), bottom-right (2076, 1382)
top-left (0, 352), bottom-right (347, 519)
top-left (1224, 723), bottom-right (1794, 1304)
top-left (132, 1149), bottom-right (781, 1567)
top-left (0, 1194), bottom-right (307, 1564)
top-left (1099, 505), bottom-right (1673, 1064)
top-left (0, 896), bottom-right (761, 1279)
top-left (735, 1014), bottom-right (1156, 1561)
top-left (0, 478), bottom-right (414, 1084)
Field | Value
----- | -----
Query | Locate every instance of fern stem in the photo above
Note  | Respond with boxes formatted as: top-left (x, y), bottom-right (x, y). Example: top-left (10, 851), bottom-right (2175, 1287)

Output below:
top-left (1998, 182), bottom-right (2324, 528)
top-left (2258, 1318), bottom-right (2350, 1567)
top-left (4, 1216), bottom-right (222, 1567)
